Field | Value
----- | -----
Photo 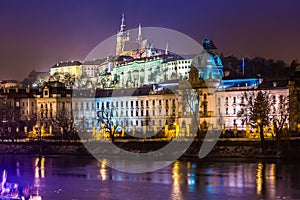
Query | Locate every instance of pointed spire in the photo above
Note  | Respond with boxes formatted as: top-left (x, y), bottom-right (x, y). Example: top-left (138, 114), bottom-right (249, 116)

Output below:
top-left (120, 13), bottom-right (126, 33)
top-left (137, 23), bottom-right (142, 45)
top-left (242, 57), bottom-right (245, 76)
top-left (165, 41), bottom-right (169, 55)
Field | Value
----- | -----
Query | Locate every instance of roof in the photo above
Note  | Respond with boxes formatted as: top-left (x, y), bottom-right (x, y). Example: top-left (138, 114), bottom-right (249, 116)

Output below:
top-left (95, 86), bottom-right (153, 98)
top-left (51, 61), bottom-right (82, 68)
top-left (258, 80), bottom-right (289, 89)
top-left (220, 77), bottom-right (261, 89)
top-left (0, 88), bottom-right (36, 98)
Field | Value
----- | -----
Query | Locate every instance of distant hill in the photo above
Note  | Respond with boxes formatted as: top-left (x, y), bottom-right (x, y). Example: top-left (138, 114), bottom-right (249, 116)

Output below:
top-left (220, 54), bottom-right (299, 80)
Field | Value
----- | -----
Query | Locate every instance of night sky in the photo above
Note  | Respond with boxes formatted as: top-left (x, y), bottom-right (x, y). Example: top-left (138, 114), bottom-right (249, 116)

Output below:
top-left (0, 0), bottom-right (299, 80)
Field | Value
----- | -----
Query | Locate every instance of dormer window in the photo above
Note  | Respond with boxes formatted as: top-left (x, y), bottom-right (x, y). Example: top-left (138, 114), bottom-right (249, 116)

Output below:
top-left (44, 87), bottom-right (49, 97)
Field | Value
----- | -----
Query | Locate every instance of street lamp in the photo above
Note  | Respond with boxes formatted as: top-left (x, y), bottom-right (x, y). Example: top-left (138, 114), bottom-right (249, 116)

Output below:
top-left (35, 124), bottom-right (41, 141)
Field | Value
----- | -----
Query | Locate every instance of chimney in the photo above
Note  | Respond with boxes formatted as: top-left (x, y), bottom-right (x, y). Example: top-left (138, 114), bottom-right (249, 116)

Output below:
top-left (26, 86), bottom-right (30, 93)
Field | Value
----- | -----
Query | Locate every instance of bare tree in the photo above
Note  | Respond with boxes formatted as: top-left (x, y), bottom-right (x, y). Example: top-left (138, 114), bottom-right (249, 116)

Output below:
top-left (271, 95), bottom-right (289, 140)
top-left (97, 107), bottom-right (116, 141)
top-left (51, 109), bottom-right (75, 141)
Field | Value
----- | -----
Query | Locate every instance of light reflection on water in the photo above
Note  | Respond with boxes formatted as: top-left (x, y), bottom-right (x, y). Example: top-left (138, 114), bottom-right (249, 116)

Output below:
top-left (0, 155), bottom-right (300, 200)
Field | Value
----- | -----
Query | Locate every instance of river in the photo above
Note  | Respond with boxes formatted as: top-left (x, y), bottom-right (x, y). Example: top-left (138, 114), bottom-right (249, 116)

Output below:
top-left (0, 155), bottom-right (300, 200)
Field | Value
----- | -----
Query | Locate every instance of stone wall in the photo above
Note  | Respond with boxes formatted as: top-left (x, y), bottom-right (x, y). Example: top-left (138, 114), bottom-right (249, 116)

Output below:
top-left (0, 139), bottom-right (300, 159)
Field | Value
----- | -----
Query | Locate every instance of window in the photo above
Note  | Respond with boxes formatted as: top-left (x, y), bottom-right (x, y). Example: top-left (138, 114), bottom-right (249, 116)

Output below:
top-left (233, 108), bottom-right (236, 114)
top-left (204, 104), bottom-right (207, 115)
top-left (225, 97), bottom-right (229, 104)
top-left (62, 102), bottom-right (65, 109)
top-left (241, 97), bottom-right (244, 104)
top-left (233, 97), bottom-right (236, 104)
top-left (136, 101), bottom-right (138, 107)
top-left (217, 97), bottom-right (221, 105)
top-left (146, 100), bottom-right (149, 107)
top-left (204, 94), bottom-right (207, 100)
top-left (152, 100), bottom-right (155, 106)
top-left (226, 108), bottom-right (229, 115)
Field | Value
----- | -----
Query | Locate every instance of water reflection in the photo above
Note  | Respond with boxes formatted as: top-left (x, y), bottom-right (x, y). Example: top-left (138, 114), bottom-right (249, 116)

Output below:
top-left (172, 161), bottom-right (183, 199)
top-left (0, 155), bottom-right (300, 200)
top-left (34, 157), bottom-right (45, 179)
top-left (99, 159), bottom-right (107, 181)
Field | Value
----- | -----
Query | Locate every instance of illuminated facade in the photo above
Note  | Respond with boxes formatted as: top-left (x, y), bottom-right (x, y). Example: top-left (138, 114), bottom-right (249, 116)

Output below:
top-left (50, 61), bottom-right (82, 78)
top-left (36, 81), bottom-right (72, 134)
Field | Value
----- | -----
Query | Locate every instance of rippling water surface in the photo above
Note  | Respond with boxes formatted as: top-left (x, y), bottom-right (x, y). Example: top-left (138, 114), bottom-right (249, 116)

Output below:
top-left (1, 155), bottom-right (300, 200)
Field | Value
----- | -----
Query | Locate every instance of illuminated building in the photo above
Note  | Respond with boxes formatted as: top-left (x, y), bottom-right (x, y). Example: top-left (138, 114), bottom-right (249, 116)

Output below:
top-left (288, 64), bottom-right (300, 133)
top-left (0, 80), bottom-right (20, 88)
top-left (35, 81), bottom-right (72, 134)
top-left (50, 61), bottom-right (82, 78)
top-left (116, 13), bottom-right (130, 56)
top-left (0, 87), bottom-right (36, 135)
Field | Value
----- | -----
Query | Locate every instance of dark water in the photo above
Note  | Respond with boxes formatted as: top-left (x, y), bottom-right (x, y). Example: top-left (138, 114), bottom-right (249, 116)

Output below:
top-left (0, 155), bottom-right (300, 200)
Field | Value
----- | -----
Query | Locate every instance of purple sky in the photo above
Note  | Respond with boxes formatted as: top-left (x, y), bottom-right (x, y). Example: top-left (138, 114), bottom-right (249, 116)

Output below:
top-left (0, 0), bottom-right (299, 80)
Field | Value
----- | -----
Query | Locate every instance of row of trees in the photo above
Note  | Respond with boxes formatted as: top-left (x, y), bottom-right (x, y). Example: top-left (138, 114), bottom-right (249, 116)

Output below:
top-left (221, 55), bottom-right (298, 80)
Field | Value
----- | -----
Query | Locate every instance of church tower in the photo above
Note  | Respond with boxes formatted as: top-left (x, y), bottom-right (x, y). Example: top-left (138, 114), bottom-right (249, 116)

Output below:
top-left (116, 13), bottom-right (130, 55)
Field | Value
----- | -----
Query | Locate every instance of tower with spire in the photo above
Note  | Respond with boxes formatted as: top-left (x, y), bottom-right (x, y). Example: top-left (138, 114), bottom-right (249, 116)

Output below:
top-left (116, 13), bottom-right (130, 55)
top-left (136, 23), bottom-right (142, 48)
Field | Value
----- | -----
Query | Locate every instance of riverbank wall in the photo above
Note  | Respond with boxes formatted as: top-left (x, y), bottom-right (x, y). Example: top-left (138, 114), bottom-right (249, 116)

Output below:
top-left (0, 138), bottom-right (300, 159)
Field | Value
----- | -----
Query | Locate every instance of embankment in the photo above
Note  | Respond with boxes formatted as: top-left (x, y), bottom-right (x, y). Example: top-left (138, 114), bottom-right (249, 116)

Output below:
top-left (0, 138), bottom-right (300, 159)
